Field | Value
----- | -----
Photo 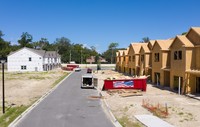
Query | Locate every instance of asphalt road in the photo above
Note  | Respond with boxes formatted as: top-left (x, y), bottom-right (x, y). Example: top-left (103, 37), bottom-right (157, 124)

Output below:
top-left (15, 70), bottom-right (114, 127)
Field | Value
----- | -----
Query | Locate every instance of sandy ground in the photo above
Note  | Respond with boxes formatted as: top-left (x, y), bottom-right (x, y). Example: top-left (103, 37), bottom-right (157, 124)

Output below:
top-left (0, 69), bottom-right (67, 108)
top-left (95, 70), bottom-right (200, 127)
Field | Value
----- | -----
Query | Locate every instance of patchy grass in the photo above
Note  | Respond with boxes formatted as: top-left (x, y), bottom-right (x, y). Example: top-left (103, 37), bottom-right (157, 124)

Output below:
top-left (0, 105), bottom-right (29, 127)
top-left (0, 71), bottom-right (58, 80)
top-left (178, 112), bottom-right (184, 116)
top-left (170, 106), bottom-right (195, 122)
top-left (117, 116), bottom-right (143, 127)
top-left (28, 75), bottom-right (46, 80)
top-left (51, 72), bottom-right (68, 87)
top-left (0, 71), bottom-right (68, 127)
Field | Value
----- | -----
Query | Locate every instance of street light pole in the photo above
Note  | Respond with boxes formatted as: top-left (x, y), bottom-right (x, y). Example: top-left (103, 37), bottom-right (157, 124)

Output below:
top-left (69, 50), bottom-right (71, 62)
top-left (111, 48), bottom-right (113, 64)
top-left (1, 60), bottom-right (5, 114)
top-left (81, 50), bottom-right (82, 64)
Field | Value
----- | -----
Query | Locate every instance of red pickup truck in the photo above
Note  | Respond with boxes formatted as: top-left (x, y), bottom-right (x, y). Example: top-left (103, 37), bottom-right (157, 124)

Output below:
top-left (62, 64), bottom-right (79, 71)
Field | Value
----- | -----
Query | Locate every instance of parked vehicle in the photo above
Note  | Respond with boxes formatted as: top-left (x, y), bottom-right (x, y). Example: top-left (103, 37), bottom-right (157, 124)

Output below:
top-left (74, 67), bottom-right (81, 72)
top-left (61, 64), bottom-right (79, 71)
top-left (81, 74), bottom-right (98, 88)
top-left (87, 68), bottom-right (92, 73)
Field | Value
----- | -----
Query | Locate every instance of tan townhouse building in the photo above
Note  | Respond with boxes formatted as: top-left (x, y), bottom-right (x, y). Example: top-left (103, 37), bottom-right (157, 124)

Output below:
top-left (139, 43), bottom-right (151, 76)
top-left (170, 27), bottom-right (200, 94)
top-left (169, 35), bottom-right (194, 93)
top-left (115, 26), bottom-right (200, 95)
top-left (115, 51), bottom-right (120, 71)
top-left (186, 27), bottom-right (200, 94)
top-left (121, 48), bottom-right (129, 74)
top-left (116, 50), bottom-right (126, 73)
top-left (127, 43), bottom-right (145, 76)
top-left (146, 40), bottom-right (156, 81)
top-left (151, 39), bottom-right (173, 87)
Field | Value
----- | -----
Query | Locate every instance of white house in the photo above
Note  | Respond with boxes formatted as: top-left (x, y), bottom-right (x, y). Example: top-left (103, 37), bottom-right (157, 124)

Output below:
top-left (7, 47), bottom-right (61, 72)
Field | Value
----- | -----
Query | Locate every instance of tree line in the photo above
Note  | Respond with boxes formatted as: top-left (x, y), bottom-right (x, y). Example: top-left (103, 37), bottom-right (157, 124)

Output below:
top-left (0, 30), bottom-right (123, 63)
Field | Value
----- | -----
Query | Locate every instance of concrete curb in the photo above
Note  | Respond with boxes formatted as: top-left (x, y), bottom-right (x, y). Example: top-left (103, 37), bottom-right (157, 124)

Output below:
top-left (98, 91), bottom-right (122, 127)
top-left (9, 72), bottom-right (73, 127)
top-left (185, 94), bottom-right (200, 101)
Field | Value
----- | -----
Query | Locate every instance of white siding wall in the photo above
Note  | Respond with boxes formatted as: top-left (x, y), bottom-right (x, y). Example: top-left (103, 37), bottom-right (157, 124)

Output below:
top-left (44, 58), bottom-right (48, 64)
top-left (8, 48), bottom-right (43, 72)
top-left (58, 57), bottom-right (61, 64)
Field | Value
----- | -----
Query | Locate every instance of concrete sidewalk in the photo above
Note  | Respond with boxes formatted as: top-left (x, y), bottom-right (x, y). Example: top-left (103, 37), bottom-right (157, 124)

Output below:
top-left (135, 115), bottom-right (174, 127)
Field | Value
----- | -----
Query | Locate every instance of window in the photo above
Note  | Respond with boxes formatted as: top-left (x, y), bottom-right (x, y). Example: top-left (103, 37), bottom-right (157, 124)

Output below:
top-left (174, 51), bottom-right (182, 60)
top-left (29, 57), bottom-right (32, 61)
top-left (174, 51), bottom-right (178, 60)
top-left (132, 56), bottom-right (135, 62)
top-left (123, 57), bottom-right (125, 61)
top-left (21, 65), bottom-right (27, 70)
top-left (154, 53), bottom-right (159, 62)
top-left (178, 51), bottom-right (182, 60)
top-left (129, 56), bottom-right (131, 61)
top-left (141, 55), bottom-right (144, 62)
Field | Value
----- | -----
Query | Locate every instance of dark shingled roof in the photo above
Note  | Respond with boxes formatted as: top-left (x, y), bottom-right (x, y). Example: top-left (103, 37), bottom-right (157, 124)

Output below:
top-left (8, 47), bottom-right (60, 58)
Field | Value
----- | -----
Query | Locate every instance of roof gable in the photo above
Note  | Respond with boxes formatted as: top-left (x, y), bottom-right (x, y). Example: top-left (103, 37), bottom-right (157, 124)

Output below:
top-left (147, 40), bottom-right (155, 50)
top-left (8, 47), bottom-right (45, 57)
top-left (139, 43), bottom-right (150, 53)
top-left (152, 39), bottom-right (173, 51)
top-left (170, 35), bottom-right (194, 48)
top-left (190, 27), bottom-right (200, 35)
top-left (186, 27), bottom-right (200, 45)
top-left (116, 51), bottom-right (119, 56)
top-left (118, 50), bottom-right (125, 57)
top-left (129, 43), bottom-right (146, 54)
top-left (122, 48), bottom-right (129, 56)
top-left (8, 47), bottom-right (60, 58)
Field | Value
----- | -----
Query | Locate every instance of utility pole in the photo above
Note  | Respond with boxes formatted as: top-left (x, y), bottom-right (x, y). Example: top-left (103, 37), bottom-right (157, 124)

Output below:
top-left (69, 50), bottom-right (71, 62)
top-left (81, 50), bottom-right (82, 64)
top-left (1, 60), bottom-right (5, 114)
top-left (111, 48), bottom-right (113, 64)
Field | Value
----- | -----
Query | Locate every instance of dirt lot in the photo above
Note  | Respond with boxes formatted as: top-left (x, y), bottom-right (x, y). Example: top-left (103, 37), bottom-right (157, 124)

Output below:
top-left (95, 70), bottom-right (200, 127)
top-left (0, 69), bottom-right (67, 111)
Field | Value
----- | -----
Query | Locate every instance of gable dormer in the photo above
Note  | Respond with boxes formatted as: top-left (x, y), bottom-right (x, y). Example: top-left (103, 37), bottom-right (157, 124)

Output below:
top-left (186, 27), bottom-right (200, 45)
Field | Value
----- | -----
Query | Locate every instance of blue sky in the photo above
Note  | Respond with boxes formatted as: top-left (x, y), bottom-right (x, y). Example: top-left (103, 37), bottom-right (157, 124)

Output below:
top-left (1, 0), bottom-right (200, 53)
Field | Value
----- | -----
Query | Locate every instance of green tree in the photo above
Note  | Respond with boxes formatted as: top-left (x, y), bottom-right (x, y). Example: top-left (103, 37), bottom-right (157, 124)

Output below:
top-left (82, 47), bottom-right (92, 64)
top-left (141, 37), bottom-right (150, 43)
top-left (102, 42), bottom-right (119, 64)
top-left (109, 42), bottom-right (119, 64)
top-left (32, 41), bottom-right (40, 49)
top-left (0, 30), bottom-right (4, 39)
top-left (71, 44), bottom-right (83, 63)
top-left (18, 32), bottom-right (33, 47)
top-left (182, 32), bottom-right (187, 35)
top-left (38, 38), bottom-right (50, 50)
top-left (54, 37), bottom-right (71, 63)
top-left (108, 42), bottom-right (119, 49)
top-left (10, 44), bottom-right (20, 52)
top-left (0, 31), bottom-right (11, 58)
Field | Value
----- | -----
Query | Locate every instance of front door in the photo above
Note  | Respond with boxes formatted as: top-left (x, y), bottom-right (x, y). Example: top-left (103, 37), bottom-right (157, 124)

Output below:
top-left (35, 67), bottom-right (38, 71)
top-left (174, 76), bottom-right (183, 92)
top-left (129, 68), bottom-right (131, 75)
top-left (133, 69), bottom-right (135, 75)
top-left (155, 73), bottom-right (160, 86)
top-left (196, 77), bottom-right (200, 93)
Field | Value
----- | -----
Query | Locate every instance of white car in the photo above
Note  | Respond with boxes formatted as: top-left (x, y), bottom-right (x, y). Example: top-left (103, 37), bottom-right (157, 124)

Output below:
top-left (74, 67), bottom-right (81, 72)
